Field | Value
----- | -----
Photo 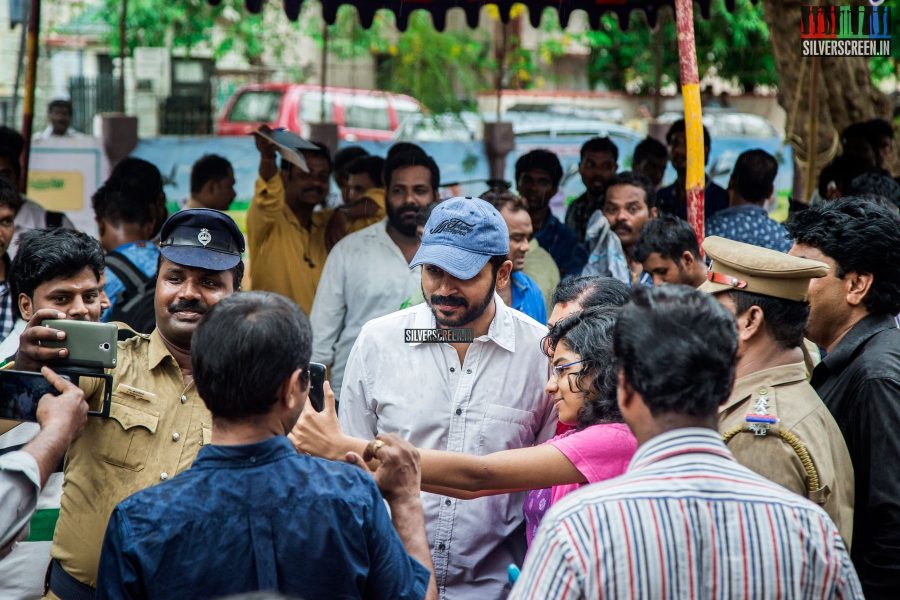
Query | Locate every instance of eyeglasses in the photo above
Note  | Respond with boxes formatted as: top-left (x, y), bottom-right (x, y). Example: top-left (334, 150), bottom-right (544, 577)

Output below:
top-left (549, 359), bottom-right (586, 381)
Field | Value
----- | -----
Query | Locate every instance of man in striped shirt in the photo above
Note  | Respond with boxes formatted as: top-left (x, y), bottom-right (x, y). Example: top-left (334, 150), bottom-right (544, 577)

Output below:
top-left (512, 285), bottom-right (862, 600)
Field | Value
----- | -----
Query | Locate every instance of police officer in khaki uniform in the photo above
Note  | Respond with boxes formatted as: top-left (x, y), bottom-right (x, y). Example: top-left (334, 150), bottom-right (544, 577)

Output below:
top-left (13, 209), bottom-right (245, 598)
top-left (700, 236), bottom-right (855, 546)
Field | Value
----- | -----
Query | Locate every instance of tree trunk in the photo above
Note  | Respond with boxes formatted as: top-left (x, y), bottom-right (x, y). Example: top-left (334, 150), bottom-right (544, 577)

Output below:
top-left (762, 0), bottom-right (892, 200)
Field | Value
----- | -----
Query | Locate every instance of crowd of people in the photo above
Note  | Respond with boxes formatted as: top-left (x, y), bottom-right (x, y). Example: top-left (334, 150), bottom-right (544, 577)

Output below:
top-left (0, 108), bottom-right (897, 600)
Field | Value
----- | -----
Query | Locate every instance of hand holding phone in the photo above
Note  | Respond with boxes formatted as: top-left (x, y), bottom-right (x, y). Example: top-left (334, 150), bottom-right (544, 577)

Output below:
top-left (15, 309), bottom-right (71, 372)
top-left (35, 367), bottom-right (88, 444)
top-left (42, 320), bottom-right (117, 370)
top-left (288, 378), bottom-right (343, 460)
top-left (0, 367), bottom-right (81, 425)
top-left (308, 362), bottom-right (327, 412)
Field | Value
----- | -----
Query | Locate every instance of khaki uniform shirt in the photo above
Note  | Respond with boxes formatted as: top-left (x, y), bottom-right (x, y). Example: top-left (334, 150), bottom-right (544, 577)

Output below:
top-left (49, 330), bottom-right (211, 588)
top-left (719, 362), bottom-right (855, 546)
top-left (247, 174), bottom-right (332, 315)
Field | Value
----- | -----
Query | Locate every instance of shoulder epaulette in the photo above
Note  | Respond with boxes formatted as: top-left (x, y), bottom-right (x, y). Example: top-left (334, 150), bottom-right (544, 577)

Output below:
top-left (723, 385), bottom-right (826, 504)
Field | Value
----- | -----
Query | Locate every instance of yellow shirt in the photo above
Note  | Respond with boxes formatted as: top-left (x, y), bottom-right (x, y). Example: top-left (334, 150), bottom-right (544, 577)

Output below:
top-left (50, 330), bottom-right (211, 587)
top-left (247, 174), bottom-right (332, 314)
top-left (344, 187), bottom-right (387, 235)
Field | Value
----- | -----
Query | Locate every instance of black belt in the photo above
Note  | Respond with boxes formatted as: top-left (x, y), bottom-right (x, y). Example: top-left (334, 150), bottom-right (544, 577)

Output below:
top-left (48, 559), bottom-right (96, 600)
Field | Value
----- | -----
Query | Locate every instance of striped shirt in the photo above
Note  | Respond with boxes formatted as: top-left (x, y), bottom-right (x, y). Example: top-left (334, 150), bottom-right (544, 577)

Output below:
top-left (511, 427), bottom-right (863, 600)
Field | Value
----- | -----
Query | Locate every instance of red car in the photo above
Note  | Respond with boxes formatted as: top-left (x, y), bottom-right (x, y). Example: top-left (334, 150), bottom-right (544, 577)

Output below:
top-left (216, 83), bottom-right (422, 142)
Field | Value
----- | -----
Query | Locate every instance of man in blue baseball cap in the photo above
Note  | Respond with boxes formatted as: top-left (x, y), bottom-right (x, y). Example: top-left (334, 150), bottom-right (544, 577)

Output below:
top-left (327, 196), bottom-right (557, 599)
top-left (13, 208), bottom-right (245, 596)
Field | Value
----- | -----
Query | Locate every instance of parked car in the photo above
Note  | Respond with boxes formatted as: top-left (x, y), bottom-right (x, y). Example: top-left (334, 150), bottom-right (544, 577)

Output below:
top-left (393, 112), bottom-right (483, 142)
top-left (216, 84), bottom-right (423, 142)
top-left (656, 108), bottom-right (782, 139)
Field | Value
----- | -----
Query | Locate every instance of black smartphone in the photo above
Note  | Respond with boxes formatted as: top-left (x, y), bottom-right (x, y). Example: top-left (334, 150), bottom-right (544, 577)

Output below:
top-left (308, 362), bottom-right (326, 412)
top-left (0, 370), bottom-right (68, 422)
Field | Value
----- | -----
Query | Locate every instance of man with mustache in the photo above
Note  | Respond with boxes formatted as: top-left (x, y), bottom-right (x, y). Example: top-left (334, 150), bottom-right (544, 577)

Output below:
top-left (12, 208), bottom-right (245, 598)
top-left (597, 171), bottom-right (659, 287)
top-left (248, 125), bottom-right (333, 314)
top-left (311, 151), bottom-right (440, 399)
top-left (337, 197), bottom-right (557, 599)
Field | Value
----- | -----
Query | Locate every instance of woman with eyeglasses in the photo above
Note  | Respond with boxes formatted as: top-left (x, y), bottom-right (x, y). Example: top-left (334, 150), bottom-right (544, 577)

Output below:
top-left (291, 305), bottom-right (637, 545)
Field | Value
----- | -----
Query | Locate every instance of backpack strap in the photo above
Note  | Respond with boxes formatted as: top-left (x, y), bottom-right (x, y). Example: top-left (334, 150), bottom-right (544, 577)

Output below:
top-left (104, 251), bottom-right (151, 297)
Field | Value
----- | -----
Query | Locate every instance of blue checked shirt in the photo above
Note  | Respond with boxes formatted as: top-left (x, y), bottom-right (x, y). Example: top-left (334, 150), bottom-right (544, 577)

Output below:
top-left (706, 205), bottom-right (792, 252)
top-left (96, 436), bottom-right (430, 600)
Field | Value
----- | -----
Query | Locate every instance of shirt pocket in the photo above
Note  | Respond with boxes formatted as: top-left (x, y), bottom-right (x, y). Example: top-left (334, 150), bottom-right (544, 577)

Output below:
top-left (91, 398), bottom-right (160, 471)
top-left (478, 403), bottom-right (534, 453)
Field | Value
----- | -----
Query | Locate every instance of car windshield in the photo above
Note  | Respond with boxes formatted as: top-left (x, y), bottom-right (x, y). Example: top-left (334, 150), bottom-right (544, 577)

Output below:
top-left (227, 91), bottom-right (282, 123)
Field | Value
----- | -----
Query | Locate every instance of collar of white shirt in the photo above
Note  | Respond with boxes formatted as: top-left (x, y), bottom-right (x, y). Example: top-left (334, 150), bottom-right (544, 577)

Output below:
top-left (406, 292), bottom-right (517, 352)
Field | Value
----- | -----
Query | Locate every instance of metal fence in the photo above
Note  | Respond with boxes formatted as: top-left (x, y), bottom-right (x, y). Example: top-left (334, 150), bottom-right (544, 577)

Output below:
top-left (68, 75), bottom-right (119, 134)
top-left (161, 96), bottom-right (212, 135)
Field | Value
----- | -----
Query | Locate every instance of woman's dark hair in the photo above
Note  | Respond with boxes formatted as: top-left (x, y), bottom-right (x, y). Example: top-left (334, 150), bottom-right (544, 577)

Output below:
top-left (542, 306), bottom-right (623, 429)
top-left (192, 292), bottom-right (311, 421)
top-left (10, 228), bottom-right (105, 316)
top-left (786, 196), bottom-right (900, 316)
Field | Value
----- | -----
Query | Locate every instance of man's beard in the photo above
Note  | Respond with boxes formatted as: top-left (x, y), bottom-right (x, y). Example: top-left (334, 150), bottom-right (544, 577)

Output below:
top-left (387, 201), bottom-right (419, 237)
top-left (426, 279), bottom-right (496, 328)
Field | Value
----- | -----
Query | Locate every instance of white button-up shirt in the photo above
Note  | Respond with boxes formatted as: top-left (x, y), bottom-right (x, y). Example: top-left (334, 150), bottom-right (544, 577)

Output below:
top-left (340, 295), bottom-right (557, 599)
top-left (310, 220), bottom-right (421, 398)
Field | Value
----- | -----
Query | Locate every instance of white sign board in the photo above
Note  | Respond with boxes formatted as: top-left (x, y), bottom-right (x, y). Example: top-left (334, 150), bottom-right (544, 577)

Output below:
top-left (28, 137), bottom-right (110, 238)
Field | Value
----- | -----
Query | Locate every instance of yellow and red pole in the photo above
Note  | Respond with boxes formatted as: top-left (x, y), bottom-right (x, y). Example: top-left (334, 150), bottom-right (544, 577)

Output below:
top-left (19, 0), bottom-right (41, 193)
top-left (674, 0), bottom-right (705, 246)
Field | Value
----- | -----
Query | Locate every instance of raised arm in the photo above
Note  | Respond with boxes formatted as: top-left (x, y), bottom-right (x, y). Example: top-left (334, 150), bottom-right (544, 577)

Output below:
top-left (292, 386), bottom-right (585, 497)
top-left (254, 125), bottom-right (278, 182)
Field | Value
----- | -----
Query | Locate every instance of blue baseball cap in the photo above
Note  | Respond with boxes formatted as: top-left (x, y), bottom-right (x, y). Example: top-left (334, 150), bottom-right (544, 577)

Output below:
top-left (410, 197), bottom-right (509, 280)
top-left (159, 208), bottom-right (245, 271)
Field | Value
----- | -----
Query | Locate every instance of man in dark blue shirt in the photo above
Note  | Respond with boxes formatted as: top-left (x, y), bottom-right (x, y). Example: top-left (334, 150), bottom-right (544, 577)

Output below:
top-left (515, 150), bottom-right (588, 277)
top-left (97, 292), bottom-right (434, 600)
top-left (657, 119), bottom-right (729, 220)
top-left (706, 149), bottom-right (791, 252)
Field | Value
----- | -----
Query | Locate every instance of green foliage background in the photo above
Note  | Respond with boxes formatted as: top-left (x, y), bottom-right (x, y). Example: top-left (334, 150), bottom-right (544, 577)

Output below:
top-left (95, 0), bottom-right (895, 114)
